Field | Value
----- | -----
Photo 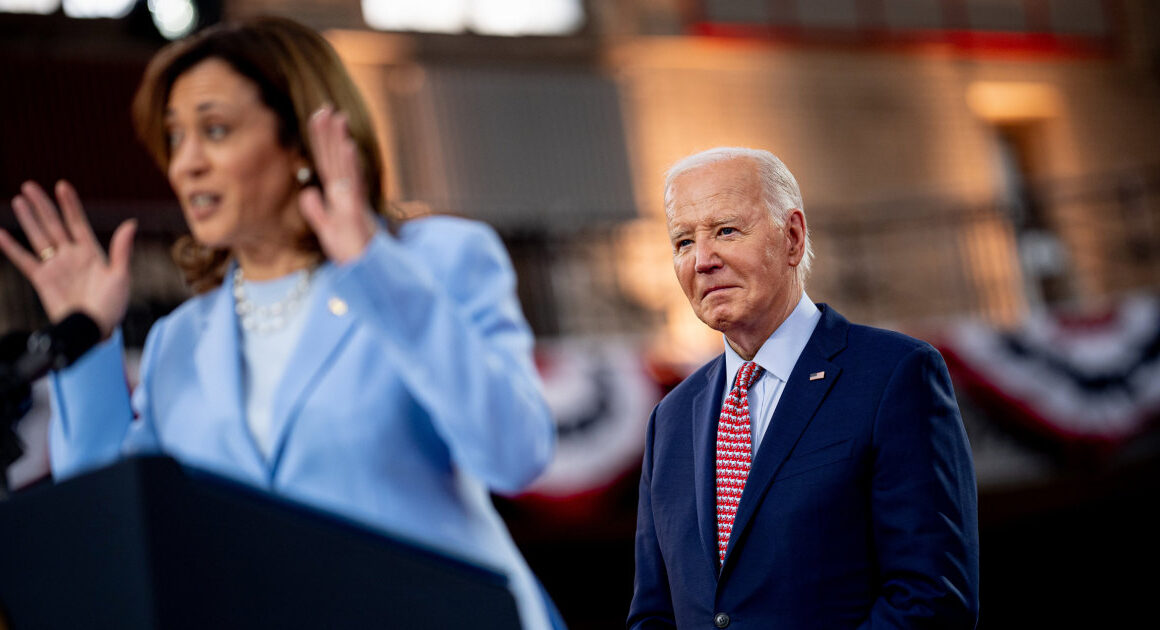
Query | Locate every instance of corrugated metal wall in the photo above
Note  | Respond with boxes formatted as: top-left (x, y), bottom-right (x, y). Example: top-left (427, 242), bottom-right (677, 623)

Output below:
top-left (386, 64), bottom-right (637, 232)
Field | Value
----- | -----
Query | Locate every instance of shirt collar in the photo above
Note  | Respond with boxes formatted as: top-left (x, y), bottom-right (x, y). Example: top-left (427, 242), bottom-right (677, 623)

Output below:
top-left (724, 292), bottom-right (821, 386)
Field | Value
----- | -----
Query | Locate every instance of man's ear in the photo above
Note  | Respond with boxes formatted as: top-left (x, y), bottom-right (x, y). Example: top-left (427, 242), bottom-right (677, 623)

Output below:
top-left (784, 209), bottom-right (806, 266)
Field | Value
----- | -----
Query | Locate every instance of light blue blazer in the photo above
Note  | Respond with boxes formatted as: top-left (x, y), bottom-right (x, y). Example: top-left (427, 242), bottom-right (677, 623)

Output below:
top-left (48, 216), bottom-right (557, 629)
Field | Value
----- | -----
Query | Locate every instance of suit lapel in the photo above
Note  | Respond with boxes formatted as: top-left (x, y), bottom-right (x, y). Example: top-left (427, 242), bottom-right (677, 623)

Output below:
top-left (692, 355), bottom-right (727, 576)
top-left (193, 279), bottom-right (265, 478)
top-left (720, 305), bottom-right (849, 572)
top-left (266, 266), bottom-right (357, 477)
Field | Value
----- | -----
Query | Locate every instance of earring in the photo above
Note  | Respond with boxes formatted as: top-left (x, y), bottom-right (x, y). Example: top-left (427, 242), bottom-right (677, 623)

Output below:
top-left (296, 166), bottom-right (312, 185)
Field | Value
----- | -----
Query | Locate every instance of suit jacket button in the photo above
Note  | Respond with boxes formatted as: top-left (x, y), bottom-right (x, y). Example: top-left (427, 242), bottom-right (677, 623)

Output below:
top-left (713, 612), bottom-right (730, 628)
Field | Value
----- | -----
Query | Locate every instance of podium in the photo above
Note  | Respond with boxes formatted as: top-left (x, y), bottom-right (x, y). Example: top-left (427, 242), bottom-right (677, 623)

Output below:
top-left (0, 456), bottom-right (521, 629)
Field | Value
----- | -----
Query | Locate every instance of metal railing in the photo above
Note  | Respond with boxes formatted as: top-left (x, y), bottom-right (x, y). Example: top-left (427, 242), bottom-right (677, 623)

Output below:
top-left (2, 166), bottom-right (1158, 340)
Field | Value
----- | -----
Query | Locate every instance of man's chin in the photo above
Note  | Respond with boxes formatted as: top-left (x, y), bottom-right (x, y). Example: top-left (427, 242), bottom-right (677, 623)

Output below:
top-left (696, 309), bottom-right (737, 334)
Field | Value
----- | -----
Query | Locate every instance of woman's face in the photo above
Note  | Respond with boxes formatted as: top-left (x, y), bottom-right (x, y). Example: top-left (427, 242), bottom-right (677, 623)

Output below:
top-left (165, 58), bottom-right (306, 252)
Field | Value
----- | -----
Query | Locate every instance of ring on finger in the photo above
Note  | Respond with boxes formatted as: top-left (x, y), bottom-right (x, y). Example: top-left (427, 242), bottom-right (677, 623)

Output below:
top-left (38, 246), bottom-right (57, 261)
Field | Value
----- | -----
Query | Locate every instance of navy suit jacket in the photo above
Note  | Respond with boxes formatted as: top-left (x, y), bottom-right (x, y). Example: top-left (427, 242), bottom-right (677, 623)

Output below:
top-left (629, 304), bottom-right (979, 629)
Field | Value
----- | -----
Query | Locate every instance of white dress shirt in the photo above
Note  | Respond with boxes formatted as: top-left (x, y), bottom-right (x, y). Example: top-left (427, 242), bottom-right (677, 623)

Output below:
top-left (722, 292), bottom-right (821, 455)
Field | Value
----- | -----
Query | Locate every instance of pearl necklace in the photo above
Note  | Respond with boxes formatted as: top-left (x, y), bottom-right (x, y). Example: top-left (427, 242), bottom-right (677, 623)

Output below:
top-left (232, 267), bottom-right (313, 334)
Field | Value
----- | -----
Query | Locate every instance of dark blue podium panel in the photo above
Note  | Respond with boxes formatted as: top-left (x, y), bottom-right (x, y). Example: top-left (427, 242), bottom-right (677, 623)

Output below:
top-left (0, 456), bottom-right (521, 629)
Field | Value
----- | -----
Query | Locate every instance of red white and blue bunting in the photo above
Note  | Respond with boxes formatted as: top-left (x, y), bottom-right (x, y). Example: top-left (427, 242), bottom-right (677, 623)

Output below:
top-left (526, 338), bottom-right (661, 501)
top-left (938, 293), bottom-right (1160, 447)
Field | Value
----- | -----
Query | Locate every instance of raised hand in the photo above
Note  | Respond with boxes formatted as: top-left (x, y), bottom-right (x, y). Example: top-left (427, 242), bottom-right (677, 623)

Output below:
top-left (298, 106), bottom-right (379, 264)
top-left (0, 180), bottom-right (136, 339)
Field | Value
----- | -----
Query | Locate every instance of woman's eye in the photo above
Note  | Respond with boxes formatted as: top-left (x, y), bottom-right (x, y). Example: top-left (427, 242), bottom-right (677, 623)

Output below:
top-left (166, 130), bottom-right (182, 149)
top-left (205, 124), bottom-right (228, 140)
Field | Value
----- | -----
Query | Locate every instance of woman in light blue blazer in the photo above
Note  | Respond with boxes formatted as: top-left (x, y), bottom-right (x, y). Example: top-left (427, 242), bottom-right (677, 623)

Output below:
top-left (0, 17), bottom-right (557, 630)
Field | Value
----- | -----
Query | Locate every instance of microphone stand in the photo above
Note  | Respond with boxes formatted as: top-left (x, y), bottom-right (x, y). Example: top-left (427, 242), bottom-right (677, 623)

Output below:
top-left (0, 314), bottom-right (101, 498)
top-left (0, 332), bottom-right (32, 500)
top-left (0, 368), bottom-right (30, 500)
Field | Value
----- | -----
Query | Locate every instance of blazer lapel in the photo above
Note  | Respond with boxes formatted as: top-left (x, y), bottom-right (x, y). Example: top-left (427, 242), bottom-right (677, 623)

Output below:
top-left (193, 279), bottom-right (265, 478)
top-left (266, 266), bottom-right (357, 477)
top-left (720, 305), bottom-right (849, 572)
top-left (692, 355), bottom-right (727, 576)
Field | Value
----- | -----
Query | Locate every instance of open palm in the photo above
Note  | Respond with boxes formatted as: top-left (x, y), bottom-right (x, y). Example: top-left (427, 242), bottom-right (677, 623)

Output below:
top-left (0, 180), bottom-right (136, 338)
top-left (298, 106), bottom-right (378, 264)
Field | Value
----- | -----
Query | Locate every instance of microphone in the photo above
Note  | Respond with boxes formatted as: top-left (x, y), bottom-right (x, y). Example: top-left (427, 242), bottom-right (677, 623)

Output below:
top-left (2, 313), bottom-right (101, 483)
top-left (1, 330), bottom-right (33, 479)
top-left (3, 312), bottom-right (101, 393)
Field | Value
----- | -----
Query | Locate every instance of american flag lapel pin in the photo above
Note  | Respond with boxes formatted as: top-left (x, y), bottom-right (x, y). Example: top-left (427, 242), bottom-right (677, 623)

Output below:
top-left (809, 371), bottom-right (825, 381)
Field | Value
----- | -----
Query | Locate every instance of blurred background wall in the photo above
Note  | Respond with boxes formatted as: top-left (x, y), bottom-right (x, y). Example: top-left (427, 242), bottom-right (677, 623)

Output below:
top-left (2, 1), bottom-right (1159, 627)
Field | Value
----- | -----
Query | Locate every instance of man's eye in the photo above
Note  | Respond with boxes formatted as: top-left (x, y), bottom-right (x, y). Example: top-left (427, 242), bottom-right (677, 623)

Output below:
top-left (676, 239), bottom-right (693, 249)
top-left (720, 227), bottom-right (736, 236)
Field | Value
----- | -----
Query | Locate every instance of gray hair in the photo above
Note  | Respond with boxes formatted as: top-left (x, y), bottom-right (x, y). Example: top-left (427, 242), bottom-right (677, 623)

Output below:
top-left (663, 147), bottom-right (814, 282)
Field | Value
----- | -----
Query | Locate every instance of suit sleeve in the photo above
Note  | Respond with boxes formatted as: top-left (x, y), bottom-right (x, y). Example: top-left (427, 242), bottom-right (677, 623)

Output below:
top-left (330, 219), bottom-right (555, 494)
top-left (863, 344), bottom-right (980, 629)
top-left (627, 406), bottom-right (677, 629)
top-left (48, 323), bottom-right (165, 479)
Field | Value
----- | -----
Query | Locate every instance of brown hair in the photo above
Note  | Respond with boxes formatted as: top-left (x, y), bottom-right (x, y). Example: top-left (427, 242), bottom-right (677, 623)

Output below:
top-left (132, 16), bottom-right (394, 293)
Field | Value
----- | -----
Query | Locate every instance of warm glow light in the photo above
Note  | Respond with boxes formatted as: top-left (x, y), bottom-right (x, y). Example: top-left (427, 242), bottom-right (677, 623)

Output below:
top-left (61, 0), bottom-right (134, 18)
top-left (362, 0), bottom-right (467, 34)
top-left (0, 0), bottom-right (57, 14)
top-left (325, 28), bottom-right (417, 66)
top-left (362, 0), bottom-right (583, 36)
top-left (469, 0), bottom-right (584, 36)
top-left (148, 0), bottom-right (197, 40)
top-left (615, 218), bottom-right (721, 366)
top-left (966, 82), bottom-right (1062, 122)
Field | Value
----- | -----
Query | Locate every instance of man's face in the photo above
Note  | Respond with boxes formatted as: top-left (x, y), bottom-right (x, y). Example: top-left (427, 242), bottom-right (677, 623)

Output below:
top-left (666, 158), bottom-right (803, 348)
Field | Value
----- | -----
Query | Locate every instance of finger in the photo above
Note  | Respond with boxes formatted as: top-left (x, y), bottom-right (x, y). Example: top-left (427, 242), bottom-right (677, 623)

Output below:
top-left (108, 218), bottom-right (137, 276)
top-left (329, 111), bottom-right (354, 178)
top-left (12, 195), bottom-right (53, 254)
top-left (307, 107), bottom-right (328, 176)
top-left (331, 112), bottom-right (358, 182)
top-left (56, 180), bottom-right (99, 248)
top-left (309, 106), bottom-right (339, 185)
top-left (323, 114), bottom-right (365, 209)
top-left (0, 228), bottom-right (40, 278)
top-left (298, 187), bottom-right (329, 233)
top-left (310, 108), bottom-right (352, 205)
top-left (21, 181), bottom-right (71, 246)
top-left (328, 138), bottom-right (365, 210)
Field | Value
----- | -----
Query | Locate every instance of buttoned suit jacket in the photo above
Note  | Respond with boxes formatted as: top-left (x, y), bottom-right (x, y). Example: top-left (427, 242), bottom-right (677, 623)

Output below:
top-left (48, 217), bottom-right (556, 629)
top-left (629, 304), bottom-right (979, 629)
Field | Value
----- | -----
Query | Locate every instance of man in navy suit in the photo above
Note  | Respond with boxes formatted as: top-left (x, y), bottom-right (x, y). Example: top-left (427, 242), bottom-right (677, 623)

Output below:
top-left (628, 148), bottom-right (979, 629)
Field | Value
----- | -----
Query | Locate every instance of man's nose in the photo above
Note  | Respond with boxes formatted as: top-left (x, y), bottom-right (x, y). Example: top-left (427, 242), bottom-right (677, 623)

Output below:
top-left (694, 241), bottom-right (721, 273)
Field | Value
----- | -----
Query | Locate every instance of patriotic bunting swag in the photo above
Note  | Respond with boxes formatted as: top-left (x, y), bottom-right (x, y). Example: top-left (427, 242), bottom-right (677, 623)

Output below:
top-left (938, 294), bottom-right (1160, 449)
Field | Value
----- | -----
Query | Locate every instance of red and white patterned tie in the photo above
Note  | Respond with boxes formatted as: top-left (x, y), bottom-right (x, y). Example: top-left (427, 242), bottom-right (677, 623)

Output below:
top-left (716, 360), bottom-right (763, 566)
